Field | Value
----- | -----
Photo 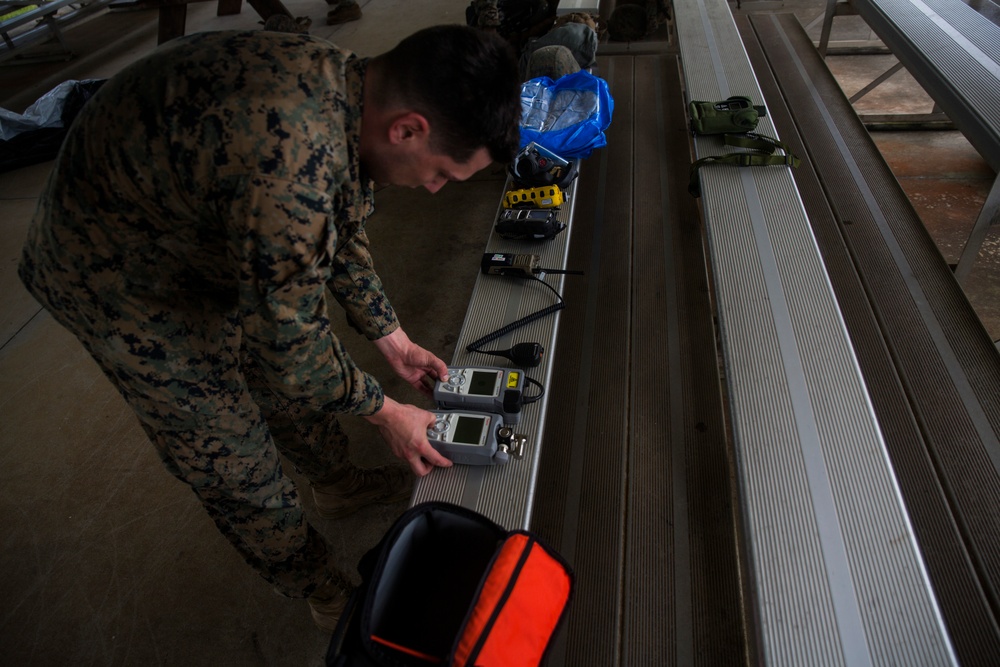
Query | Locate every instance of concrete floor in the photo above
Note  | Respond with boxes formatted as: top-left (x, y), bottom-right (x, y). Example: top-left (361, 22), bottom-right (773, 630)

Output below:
top-left (0, 0), bottom-right (996, 665)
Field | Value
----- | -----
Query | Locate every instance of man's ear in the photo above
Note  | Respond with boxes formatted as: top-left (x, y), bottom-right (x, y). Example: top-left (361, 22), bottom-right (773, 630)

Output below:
top-left (387, 112), bottom-right (431, 145)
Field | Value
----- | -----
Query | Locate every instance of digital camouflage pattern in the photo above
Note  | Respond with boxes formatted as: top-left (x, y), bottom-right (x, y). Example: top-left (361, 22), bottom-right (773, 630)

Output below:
top-left (19, 30), bottom-right (400, 597)
top-left (523, 45), bottom-right (581, 81)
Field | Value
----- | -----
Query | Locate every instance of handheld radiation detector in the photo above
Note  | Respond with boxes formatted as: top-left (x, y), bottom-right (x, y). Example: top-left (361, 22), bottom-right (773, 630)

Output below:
top-left (426, 411), bottom-right (526, 466)
top-left (434, 367), bottom-right (525, 424)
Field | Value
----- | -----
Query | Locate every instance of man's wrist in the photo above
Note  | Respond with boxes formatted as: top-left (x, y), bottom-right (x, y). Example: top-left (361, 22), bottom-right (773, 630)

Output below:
top-left (373, 327), bottom-right (408, 358)
top-left (370, 319), bottom-right (401, 343)
top-left (364, 395), bottom-right (398, 426)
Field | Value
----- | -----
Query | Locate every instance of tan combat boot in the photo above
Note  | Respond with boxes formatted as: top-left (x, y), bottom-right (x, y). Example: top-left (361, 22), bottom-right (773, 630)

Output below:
top-left (326, 0), bottom-right (362, 25)
top-left (262, 14), bottom-right (312, 34)
top-left (312, 465), bottom-right (412, 519)
top-left (307, 575), bottom-right (353, 632)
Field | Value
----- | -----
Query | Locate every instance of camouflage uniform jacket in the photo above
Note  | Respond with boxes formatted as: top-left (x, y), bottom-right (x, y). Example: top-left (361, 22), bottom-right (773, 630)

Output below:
top-left (20, 31), bottom-right (397, 421)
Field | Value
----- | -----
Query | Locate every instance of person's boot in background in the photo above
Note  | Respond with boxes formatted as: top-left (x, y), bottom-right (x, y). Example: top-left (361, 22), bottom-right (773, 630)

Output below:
top-left (326, 0), bottom-right (362, 25)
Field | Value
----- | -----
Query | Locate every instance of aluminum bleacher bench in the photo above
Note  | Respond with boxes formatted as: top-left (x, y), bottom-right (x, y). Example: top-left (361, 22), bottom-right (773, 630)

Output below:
top-left (556, 0), bottom-right (601, 14)
top-left (409, 0), bottom-right (602, 532)
top-left (410, 178), bottom-right (580, 530)
top-left (737, 11), bottom-right (1000, 664)
top-left (1, 0), bottom-right (108, 62)
top-left (1, 0), bottom-right (76, 40)
top-left (526, 48), bottom-right (743, 664)
top-left (819, 0), bottom-right (1000, 283)
top-left (0, 0), bottom-right (118, 62)
top-left (103, 0), bottom-right (289, 45)
top-left (674, 0), bottom-right (960, 662)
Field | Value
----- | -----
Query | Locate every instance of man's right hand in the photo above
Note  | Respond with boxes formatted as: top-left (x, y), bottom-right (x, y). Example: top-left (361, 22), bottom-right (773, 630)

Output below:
top-left (364, 396), bottom-right (453, 476)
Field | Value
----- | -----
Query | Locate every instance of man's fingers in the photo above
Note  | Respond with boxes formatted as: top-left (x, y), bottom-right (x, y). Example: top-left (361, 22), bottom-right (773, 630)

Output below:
top-left (423, 448), bottom-right (453, 469)
top-left (418, 437), bottom-right (453, 469)
top-left (408, 448), bottom-right (452, 477)
top-left (408, 457), bottom-right (433, 477)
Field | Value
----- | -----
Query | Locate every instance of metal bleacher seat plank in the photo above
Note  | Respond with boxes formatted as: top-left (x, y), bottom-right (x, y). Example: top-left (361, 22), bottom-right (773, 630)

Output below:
top-left (1, 0), bottom-right (78, 35)
top-left (737, 12), bottom-right (1000, 663)
top-left (409, 0), bottom-right (600, 563)
top-left (104, 0), bottom-right (289, 44)
top-left (529, 52), bottom-right (743, 666)
top-left (832, 0), bottom-right (1000, 281)
top-left (410, 159), bottom-right (580, 532)
top-left (849, 0), bottom-right (1000, 172)
top-left (1, 0), bottom-right (110, 62)
top-left (556, 0), bottom-right (600, 14)
top-left (674, 0), bottom-right (957, 663)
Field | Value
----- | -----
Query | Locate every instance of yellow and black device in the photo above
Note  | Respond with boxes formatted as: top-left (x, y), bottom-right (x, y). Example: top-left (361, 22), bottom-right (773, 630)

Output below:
top-left (434, 367), bottom-right (526, 425)
top-left (502, 184), bottom-right (565, 209)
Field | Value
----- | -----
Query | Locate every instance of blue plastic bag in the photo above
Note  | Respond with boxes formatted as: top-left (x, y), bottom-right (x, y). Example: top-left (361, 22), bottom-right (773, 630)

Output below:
top-left (519, 70), bottom-right (613, 160)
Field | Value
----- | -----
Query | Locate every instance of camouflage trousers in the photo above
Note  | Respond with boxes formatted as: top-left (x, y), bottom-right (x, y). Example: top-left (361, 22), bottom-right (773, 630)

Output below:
top-left (19, 239), bottom-right (362, 597)
top-left (119, 349), bottom-right (353, 599)
top-left (30, 288), bottom-right (354, 600)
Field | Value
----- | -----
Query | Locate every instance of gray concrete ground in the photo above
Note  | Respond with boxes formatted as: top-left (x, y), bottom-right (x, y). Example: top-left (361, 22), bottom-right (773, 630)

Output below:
top-left (1, 0), bottom-right (996, 664)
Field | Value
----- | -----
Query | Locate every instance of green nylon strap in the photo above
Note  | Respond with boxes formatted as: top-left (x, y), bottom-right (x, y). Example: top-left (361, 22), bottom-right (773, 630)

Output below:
top-left (724, 132), bottom-right (790, 154)
top-left (688, 132), bottom-right (801, 197)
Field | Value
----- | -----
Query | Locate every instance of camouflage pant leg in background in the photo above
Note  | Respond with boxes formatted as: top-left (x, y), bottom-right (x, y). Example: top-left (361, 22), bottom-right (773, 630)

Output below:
top-left (20, 230), bottom-right (361, 598)
top-left (133, 399), bottom-right (345, 599)
top-left (125, 348), bottom-right (363, 599)
top-left (31, 302), bottom-right (346, 599)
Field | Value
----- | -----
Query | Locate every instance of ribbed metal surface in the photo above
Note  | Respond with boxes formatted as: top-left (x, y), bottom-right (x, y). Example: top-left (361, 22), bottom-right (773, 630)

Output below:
top-left (530, 53), bottom-right (743, 666)
top-left (410, 164), bottom-right (580, 531)
top-left (548, 55), bottom-right (634, 667)
top-left (675, 0), bottom-right (956, 664)
top-left (627, 55), bottom-right (683, 667)
top-left (625, 54), bottom-right (744, 667)
top-left (741, 13), bottom-right (1000, 664)
top-left (556, 0), bottom-right (602, 13)
top-left (854, 0), bottom-right (1000, 170)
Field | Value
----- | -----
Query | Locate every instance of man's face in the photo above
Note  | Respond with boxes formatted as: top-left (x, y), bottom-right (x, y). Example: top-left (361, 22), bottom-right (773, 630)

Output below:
top-left (364, 127), bottom-right (494, 193)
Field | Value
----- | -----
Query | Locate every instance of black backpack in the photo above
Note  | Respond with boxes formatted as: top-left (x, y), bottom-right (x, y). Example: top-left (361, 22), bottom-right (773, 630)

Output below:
top-left (326, 502), bottom-right (573, 667)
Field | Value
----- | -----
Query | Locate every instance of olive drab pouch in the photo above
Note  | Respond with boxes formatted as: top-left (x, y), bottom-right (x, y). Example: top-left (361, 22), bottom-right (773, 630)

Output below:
top-left (687, 96), bottom-right (800, 197)
top-left (688, 96), bottom-right (766, 134)
top-left (325, 502), bottom-right (574, 667)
